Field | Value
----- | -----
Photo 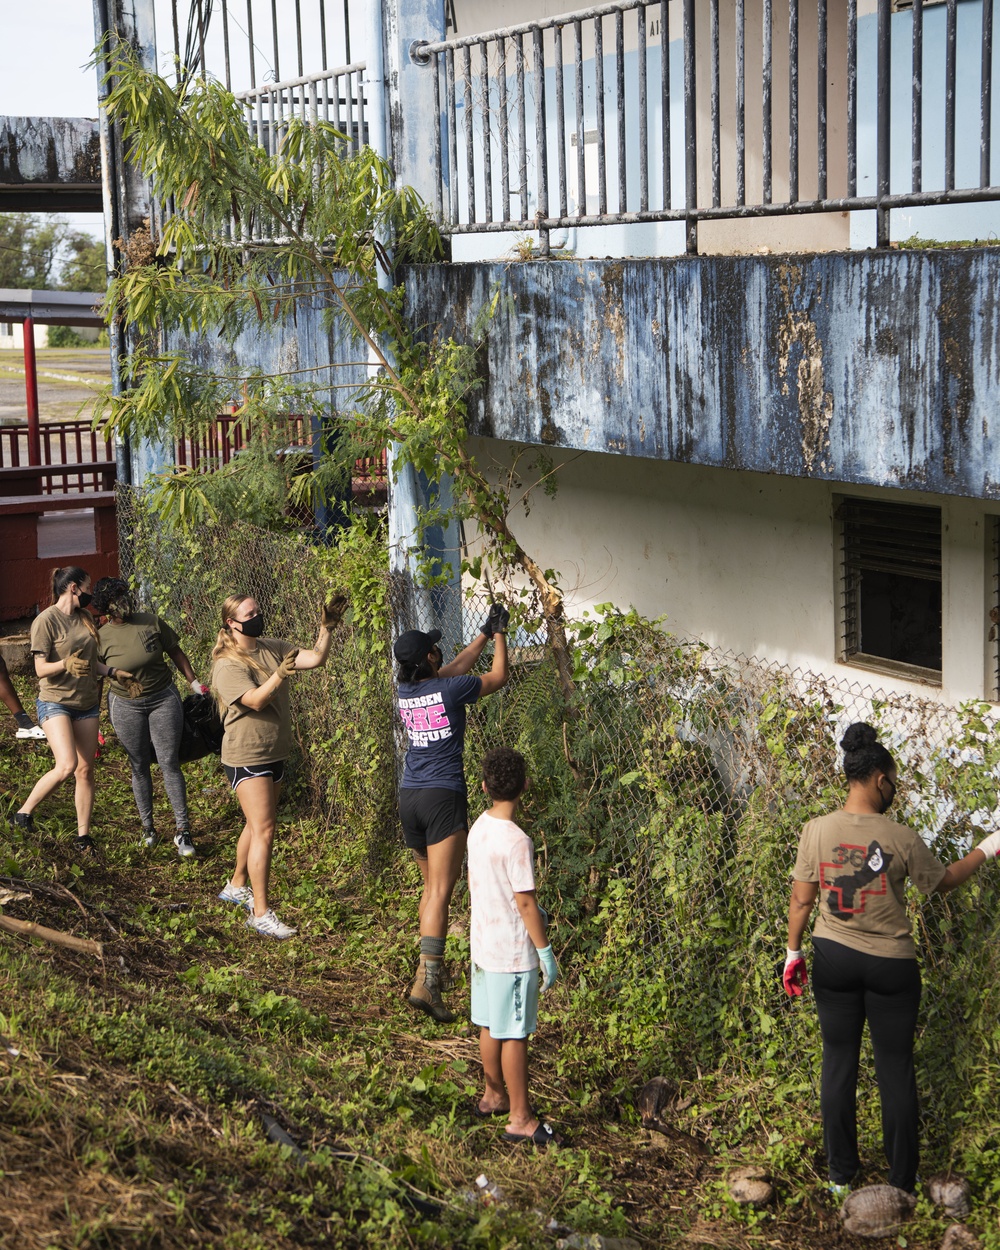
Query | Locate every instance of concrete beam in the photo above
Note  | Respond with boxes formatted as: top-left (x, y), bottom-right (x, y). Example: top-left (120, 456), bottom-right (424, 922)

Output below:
top-left (0, 288), bottom-right (104, 327)
top-left (0, 116), bottom-right (102, 212)
top-left (404, 248), bottom-right (1000, 503)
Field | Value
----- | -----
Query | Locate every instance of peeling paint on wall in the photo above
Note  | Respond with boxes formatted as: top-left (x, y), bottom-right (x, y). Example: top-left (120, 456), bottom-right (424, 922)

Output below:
top-left (0, 116), bottom-right (100, 185)
top-left (775, 263), bottom-right (834, 474)
top-left (404, 249), bottom-right (1000, 502)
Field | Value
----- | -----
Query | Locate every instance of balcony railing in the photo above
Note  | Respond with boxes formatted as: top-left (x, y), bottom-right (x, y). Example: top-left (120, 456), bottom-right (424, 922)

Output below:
top-left (412, 0), bottom-right (1000, 250)
top-left (235, 63), bottom-right (369, 161)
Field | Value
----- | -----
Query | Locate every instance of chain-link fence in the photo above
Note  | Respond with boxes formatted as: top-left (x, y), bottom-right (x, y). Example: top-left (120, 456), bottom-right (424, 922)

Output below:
top-left (118, 491), bottom-right (1000, 1167)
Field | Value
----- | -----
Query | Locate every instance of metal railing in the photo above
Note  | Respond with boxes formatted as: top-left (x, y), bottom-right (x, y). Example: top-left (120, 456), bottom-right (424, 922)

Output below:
top-left (166, 0), bottom-right (356, 93)
top-left (235, 63), bottom-right (368, 157)
top-left (412, 0), bottom-right (1000, 250)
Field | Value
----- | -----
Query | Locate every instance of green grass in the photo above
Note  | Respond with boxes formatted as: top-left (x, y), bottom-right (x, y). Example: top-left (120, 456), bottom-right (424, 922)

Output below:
top-left (0, 677), bottom-right (660, 1249)
top-left (2, 660), bottom-right (998, 1250)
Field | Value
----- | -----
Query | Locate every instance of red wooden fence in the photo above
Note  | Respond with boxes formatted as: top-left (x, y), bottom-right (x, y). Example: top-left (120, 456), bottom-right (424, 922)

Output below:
top-left (0, 418), bottom-right (388, 492)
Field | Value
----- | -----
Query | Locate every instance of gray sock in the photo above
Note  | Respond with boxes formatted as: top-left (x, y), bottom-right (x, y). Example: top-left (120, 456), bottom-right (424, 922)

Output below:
top-left (420, 936), bottom-right (446, 960)
top-left (14, 712), bottom-right (32, 730)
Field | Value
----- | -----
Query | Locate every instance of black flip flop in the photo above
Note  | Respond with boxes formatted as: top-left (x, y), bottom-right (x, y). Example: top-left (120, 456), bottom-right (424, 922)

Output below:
top-left (502, 1121), bottom-right (564, 1146)
top-left (472, 1102), bottom-right (509, 1119)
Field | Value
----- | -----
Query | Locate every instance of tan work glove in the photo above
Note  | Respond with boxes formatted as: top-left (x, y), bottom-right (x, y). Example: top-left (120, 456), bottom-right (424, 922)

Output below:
top-left (116, 670), bottom-right (143, 700)
top-left (64, 652), bottom-right (92, 679)
top-left (276, 649), bottom-right (299, 681)
top-left (321, 594), bottom-right (349, 631)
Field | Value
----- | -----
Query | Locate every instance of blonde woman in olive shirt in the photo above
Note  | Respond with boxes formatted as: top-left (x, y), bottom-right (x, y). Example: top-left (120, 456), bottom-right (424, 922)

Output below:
top-left (10, 566), bottom-right (129, 852)
top-left (92, 577), bottom-right (209, 858)
top-left (211, 591), bottom-right (346, 940)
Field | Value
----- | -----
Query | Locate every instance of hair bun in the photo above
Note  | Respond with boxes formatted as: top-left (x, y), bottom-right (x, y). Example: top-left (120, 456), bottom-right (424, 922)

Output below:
top-left (841, 722), bottom-right (879, 753)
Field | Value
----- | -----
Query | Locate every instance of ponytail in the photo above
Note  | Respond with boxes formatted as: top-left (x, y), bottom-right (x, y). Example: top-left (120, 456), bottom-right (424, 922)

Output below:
top-left (397, 658), bottom-right (435, 683)
top-left (50, 565), bottom-right (97, 639)
top-left (50, 566), bottom-right (89, 603)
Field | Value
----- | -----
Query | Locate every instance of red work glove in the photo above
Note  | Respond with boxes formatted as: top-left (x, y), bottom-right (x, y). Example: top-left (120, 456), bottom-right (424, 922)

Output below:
top-left (783, 949), bottom-right (808, 997)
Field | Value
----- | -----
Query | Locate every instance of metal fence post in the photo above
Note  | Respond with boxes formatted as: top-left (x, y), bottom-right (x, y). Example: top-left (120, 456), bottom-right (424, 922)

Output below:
top-left (876, 0), bottom-right (891, 247)
top-left (93, 0), bottom-right (162, 486)
top-left (683, 0), bottom-right (698, 254)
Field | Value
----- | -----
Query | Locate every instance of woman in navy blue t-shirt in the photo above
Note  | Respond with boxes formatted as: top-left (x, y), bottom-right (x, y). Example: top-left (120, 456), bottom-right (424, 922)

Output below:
top-left (395, 607), bottom-right (509, 1022)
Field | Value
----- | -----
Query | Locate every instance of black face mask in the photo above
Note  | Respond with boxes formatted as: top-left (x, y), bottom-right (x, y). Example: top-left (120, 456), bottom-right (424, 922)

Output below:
top-left (878, 777), bottom-right (897, 814)
top-left (235, 615), bottom-right (265, 638)
top-left (77, 591), bottom-right (93, 609)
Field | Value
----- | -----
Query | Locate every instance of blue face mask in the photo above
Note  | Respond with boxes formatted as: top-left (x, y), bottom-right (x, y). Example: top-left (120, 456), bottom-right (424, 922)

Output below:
top-left (235, 615), bottom-right (264, 638)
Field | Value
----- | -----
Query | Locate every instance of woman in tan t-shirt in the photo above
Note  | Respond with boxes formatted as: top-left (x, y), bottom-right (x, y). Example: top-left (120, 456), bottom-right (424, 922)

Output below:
top-left (11, 566), bottom-right (133, 852)
top-left (784, 722), bottom-right (1000, 1197)
top-left (210, 591), bottom-right (346, 940)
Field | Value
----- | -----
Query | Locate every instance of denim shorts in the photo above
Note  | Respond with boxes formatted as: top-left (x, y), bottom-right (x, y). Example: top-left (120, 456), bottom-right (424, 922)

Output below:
top-left (36, 699), bottom-right (100, 725)
top-left (470, 964), bottom-right (540, 1039)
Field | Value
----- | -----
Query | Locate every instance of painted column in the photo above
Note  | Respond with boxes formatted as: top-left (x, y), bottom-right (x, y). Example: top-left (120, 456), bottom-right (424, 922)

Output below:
top-left (378, 0), bottom-right (464, 645)
top-left (22, 315), bottom-right (41, 469)
top-left (93, 0), bottom-right (171, 487)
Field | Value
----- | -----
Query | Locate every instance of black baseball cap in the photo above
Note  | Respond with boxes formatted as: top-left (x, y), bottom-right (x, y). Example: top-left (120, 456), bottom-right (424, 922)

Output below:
top-left (393, 628), bottom-right (442, 665)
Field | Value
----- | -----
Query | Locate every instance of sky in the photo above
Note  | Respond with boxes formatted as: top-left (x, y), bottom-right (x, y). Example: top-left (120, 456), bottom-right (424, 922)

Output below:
top-left (1, 4), bottom-right (105, 239)
top-left (0, 1), bottom-right (367, 242)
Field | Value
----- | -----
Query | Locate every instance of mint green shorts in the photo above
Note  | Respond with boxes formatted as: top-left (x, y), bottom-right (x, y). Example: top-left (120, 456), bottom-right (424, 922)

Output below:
top-left (470, 963), bottom-right (539, 1039)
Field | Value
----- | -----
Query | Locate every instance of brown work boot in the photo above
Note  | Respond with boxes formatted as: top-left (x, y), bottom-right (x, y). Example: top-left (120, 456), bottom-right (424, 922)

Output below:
top-left (408, 955), bottom-right (457, 1023)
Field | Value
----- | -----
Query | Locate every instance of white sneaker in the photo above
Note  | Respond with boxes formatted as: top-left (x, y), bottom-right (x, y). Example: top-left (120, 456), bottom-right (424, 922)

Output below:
top-left (173, 832), bottom-right (196, 858)
top-left (15, 725), bottom-right (46, 740)
top-left (218, 882), bottom-right (254, 910)
top-left (245, 909), bottom-right (297, 939)
top-left (141, 827), bottom-right (159, 849)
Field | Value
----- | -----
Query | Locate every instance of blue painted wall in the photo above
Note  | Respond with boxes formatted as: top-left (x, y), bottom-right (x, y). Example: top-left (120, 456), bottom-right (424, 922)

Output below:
top-left (405, 247), bottom-right (1000, 500)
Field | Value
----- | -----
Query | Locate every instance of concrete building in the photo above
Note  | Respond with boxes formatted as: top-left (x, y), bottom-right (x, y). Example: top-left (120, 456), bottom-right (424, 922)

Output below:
top-left (0, 321), bottom-right (48, 350)
top-left (2, 0), bottom-right (998, 705)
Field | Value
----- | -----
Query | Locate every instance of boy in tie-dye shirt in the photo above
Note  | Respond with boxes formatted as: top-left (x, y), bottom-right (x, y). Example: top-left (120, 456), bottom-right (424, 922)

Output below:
top-left (467, 747), bottom-right (563, 1146)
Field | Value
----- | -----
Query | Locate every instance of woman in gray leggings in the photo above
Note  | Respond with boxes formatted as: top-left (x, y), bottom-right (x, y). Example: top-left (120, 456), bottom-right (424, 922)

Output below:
top-left (92, 578), bottom-right (209, 857)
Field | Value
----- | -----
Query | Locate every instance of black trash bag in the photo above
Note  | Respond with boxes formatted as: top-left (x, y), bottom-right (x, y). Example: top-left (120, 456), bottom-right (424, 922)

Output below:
top-left (178, 692), bottom-right (224, 762)
top-left (150, 693), bottom-right (224, 764)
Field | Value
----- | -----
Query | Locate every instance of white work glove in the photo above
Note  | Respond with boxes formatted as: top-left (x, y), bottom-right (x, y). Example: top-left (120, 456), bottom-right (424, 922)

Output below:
top-left (537, 945), bottom-right (558, 993)
top-left (189, 679), bottom-right (210, 696)
top-left (976, 830), bottom-right (1000, 860)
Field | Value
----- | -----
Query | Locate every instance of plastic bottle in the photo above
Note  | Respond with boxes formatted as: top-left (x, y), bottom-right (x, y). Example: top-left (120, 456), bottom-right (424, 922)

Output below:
top-left (475, 1174), bottom-right (504, 1206)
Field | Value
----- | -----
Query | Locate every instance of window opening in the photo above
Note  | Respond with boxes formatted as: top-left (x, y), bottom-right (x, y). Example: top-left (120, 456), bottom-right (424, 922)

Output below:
top-left (838, 497), bottom-right (942, 681)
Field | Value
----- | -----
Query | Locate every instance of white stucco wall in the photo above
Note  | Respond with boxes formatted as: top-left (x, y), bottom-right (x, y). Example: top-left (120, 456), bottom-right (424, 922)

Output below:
top-left (468, 436), bottom-right (998, 706)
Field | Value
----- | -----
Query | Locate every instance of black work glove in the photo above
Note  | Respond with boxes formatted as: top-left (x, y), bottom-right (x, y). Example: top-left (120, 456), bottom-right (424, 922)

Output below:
top-left (482, 602), bottom-right (510, 639)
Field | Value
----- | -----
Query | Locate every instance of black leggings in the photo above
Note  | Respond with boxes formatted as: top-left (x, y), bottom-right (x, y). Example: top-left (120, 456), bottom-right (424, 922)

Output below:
top-left (812, 937), bottom-right (921, 1192)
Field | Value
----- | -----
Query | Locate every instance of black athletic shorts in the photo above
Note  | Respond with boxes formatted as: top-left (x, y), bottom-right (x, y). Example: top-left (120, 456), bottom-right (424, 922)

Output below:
top-left (399, 787), bottom-right (469, 854)
top-left (223, 760), bottom-right (286, 792)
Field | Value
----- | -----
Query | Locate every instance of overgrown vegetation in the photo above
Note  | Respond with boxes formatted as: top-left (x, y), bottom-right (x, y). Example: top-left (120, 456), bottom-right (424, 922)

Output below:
top-left (4, 511), bottom-right (999, 1246)
top-left (93, 42), bottom-right (577, 699)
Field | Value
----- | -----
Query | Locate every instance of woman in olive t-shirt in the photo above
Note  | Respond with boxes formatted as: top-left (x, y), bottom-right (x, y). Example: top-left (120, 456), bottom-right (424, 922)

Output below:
top-left (92, 578), bottom-right (209, 858)
top-left (210, 591), bottom-right (347, 940)
top-left (783, 722), bottom-right (1000, 1196)
top-left (11, 566), bottom-right (128, 852)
